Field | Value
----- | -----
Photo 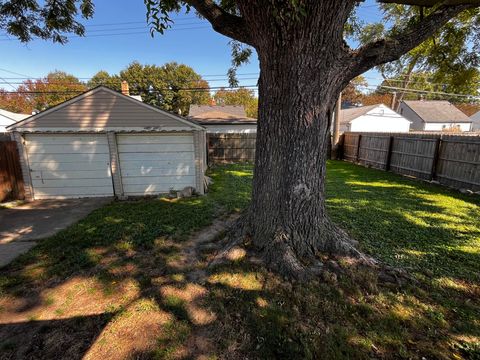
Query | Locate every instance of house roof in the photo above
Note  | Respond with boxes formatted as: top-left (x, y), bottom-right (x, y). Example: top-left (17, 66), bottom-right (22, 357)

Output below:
top-left (340, 105), bottom-right (379, 124)
top-left (401, 100), bottom-right (472, 123)
top-left (0, 109), bottom-right (30, 122)
top-left (8, 86), bottom-right (204, 131)
top-left (189, 110), bottom-right (257, 125)
top-left (189, 105), bottom-right (246, 118)
top-left (188, 105), bottom-right (256, 125)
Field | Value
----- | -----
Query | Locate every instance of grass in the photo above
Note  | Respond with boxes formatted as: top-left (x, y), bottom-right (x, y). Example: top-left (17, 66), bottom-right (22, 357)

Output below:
top-left (0, 161), bottom-right (479, 359)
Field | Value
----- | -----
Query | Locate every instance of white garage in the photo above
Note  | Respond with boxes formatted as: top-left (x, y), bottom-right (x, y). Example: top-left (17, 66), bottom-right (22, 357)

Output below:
top-left (117, 134), bottom-right (196, 196)
top-left (8, 86), bottom-right (206, 200)
top-left (25, 134), bottom-right (113, 199)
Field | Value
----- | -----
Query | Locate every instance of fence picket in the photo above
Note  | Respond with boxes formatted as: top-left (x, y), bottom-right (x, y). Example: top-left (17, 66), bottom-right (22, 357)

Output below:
top-left (0, 141), bottom-right (25, 202)
top-left (342, 132), bottom-right (480, 192)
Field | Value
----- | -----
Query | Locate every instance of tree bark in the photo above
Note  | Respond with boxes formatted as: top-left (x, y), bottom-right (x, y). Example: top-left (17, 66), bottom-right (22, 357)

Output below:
top-left (236, 1), bottom-right (362, 279)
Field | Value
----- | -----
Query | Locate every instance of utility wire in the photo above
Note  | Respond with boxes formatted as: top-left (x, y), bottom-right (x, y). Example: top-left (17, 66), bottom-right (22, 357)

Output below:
top-left (0, 84), bottom-right (259, 95)
top-left (0, 73), bottom-right (261, 80)
top-left (0, 68), bottom-right (34, 78)
top-left (0, 26), bottom-right (212, 41)
top-left (0, 22), bottom-right (210, 37)
top-left (0, 77), bottom-right (16, 90)
top-left (376, 85), bottom-right (480, 99)
top-left (0, 77), bottom-right (260, 85)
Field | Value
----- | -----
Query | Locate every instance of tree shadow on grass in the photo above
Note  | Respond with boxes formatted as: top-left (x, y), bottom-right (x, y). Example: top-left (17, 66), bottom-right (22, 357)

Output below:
top-left (0, 313), bottom-right (116, 360)
top-left (326, 161), bottom-right (480, 284)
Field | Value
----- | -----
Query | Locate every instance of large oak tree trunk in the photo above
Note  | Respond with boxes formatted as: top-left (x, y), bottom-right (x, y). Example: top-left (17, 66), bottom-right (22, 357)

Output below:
top-left (238, 2), bottom-right (362, 278)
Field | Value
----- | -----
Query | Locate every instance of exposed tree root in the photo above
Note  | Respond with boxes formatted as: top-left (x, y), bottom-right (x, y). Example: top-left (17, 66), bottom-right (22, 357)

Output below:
top-left (208, 215), bottom-right (414, 287)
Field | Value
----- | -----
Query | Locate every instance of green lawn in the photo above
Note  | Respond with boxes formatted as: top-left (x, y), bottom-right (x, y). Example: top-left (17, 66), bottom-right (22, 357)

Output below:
top-left (0, 161), bottom-right (478, 359)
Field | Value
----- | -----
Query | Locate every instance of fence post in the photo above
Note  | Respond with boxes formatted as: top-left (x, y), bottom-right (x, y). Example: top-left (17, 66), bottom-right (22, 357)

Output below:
top-left (385, 136), bottom-right (394, 171)
top-left (430, 136), bottom-right (442, 181)
top-left (0, 141), bottom-right (25, 202)
top-left (337, 134), bottom-right (345, 160)
top-left (206, 133), bottom-right (210, 166)
top-left (355, 134), bottom-right (362, 163)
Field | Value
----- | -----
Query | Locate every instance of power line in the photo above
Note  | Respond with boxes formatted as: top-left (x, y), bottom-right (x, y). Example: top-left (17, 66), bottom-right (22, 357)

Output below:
top-left (81, 17), bottom-right (200, 27)
top-left (0, 77), bottom-right (259, 86)
top-left (378, 85), bottom-right (480, 99)
top-left (0, 22), bottom-right (209, 37)
top-left (358, 84), bottom-right (480, 99)
top-left (0, 84), bottom-right (259, 95)
top-left (0, 73), bottom-right (261, 81)
top-left (363, 76), bottom-right (454, 88)
top-left (0, 26), bottom-right (212, 41)
top-left (0, 17), bottom-right (206, 36)
top-left (0, 68), bottom-right (34, 78)
top-left (0, 77), bottom-right (16, 90)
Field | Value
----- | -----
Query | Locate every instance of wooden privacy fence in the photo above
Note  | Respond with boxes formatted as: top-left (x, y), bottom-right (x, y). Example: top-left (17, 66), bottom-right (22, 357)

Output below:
top-left (0, 141), bottom-right (25, 202)
top-left (207, 133), bottom-right (256, 164)
top-left (342, 132), bottom-right (480, 192)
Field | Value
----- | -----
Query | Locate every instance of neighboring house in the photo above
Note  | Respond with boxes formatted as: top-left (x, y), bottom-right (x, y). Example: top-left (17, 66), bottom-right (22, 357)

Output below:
top-left (188, 105), bottom-right (257, 133)
top-left (0, 109), bottom-right (29, 132)
top-left (7, 86), bottom-right (207, 200)
top-left (399, 100), bottom-right (472, 132)
top-left (338, 104), bottom-right (411, 133)
top-left (471, 110), bottom-right (480, 132)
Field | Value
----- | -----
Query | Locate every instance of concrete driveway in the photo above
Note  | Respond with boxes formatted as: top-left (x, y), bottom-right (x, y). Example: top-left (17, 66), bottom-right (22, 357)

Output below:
top-left (0, 198), bottom-right (112, 267)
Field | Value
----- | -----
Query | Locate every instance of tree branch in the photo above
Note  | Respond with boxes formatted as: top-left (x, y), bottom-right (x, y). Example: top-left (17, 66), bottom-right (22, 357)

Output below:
top-left (185, 0), bottom-right (253, 46)
top-left (347, 4), bottom-right (473, 78)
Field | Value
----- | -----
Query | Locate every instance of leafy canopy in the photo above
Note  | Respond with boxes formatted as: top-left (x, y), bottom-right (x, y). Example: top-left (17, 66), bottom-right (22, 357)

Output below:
top-left (0, 71), bottom-right (86, 113)
top-left (89, 62), bottom-right (211, 115)
top-left (0, 0), bottom-right (94, 43)
top-left (357, 4), bottom-right (480, 98)
top-left (118, 61), bottom-right (211, 115)
top-left (0, 63), bottom-right (211, 115)
top-left (214, 87), bottom-right (258, 118)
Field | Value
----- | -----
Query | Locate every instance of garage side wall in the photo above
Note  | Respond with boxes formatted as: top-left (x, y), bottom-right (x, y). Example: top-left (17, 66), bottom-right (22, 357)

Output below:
top-left (11, 132), bottom-right (34, 200)
top-left (193, 130), bottom-right (206, 195)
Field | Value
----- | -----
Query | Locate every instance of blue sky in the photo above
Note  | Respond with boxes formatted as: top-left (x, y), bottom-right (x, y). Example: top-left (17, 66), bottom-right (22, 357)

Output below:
top-left (0, 1), bottom-right (384, 92)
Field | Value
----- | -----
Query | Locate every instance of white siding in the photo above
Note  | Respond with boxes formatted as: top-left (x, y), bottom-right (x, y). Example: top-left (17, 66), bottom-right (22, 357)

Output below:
top-left (424, 122), bottom-right (471, 132)
top-left (348, 105), bottom-right (411, 133)
top-left (25, 134), bottom-right (114, 199)
top-left (18, 89), bottom-right (197, 131)
top-left (117, 134), bottom-right (196, 196)
top-left (349, 116), bottom-right (411, 132)
top-left (204, 124), bottom-right (257, 133)
top-left (399, 103), bottom-right (424, 131)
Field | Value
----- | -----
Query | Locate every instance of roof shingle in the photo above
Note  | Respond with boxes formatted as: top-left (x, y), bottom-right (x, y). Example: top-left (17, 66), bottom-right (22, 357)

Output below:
top-left (189, 105), bottom-right (246, 118)
top-left (402, 101), bottom-right (471, 123)
top-left (188, 105), bottom-right (256, 125)
top-left (340, 105), bottom-right (379, 124)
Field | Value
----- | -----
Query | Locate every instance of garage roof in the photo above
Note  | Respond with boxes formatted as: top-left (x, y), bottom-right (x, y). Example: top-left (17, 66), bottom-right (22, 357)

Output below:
top-left (8, 86), bottom-right (204, 132)
top-left (401, 100), bottom-right (472, 123)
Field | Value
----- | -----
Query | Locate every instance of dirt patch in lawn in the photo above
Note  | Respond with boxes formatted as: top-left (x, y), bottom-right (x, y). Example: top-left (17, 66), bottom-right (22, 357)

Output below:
top-left (0, 215), bottom-right (239, 360)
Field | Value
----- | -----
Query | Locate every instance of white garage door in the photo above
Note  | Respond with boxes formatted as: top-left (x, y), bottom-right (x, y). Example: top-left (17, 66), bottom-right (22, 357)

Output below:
top-left (117, 134), bottom-right (196, 196)
top-left (25, 134), bottom-right (114, 199)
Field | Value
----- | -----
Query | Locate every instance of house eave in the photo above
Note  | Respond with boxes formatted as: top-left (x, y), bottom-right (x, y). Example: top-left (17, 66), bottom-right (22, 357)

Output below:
top-left (200, 121), bottom-right (257, 125)
top-left (11, 127), bottom-right (201, 133)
